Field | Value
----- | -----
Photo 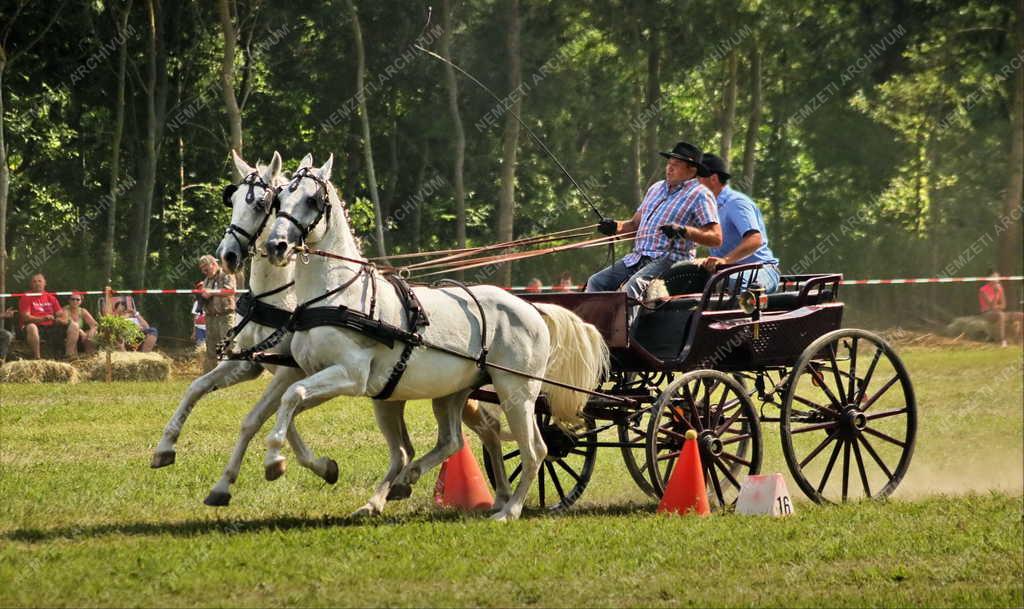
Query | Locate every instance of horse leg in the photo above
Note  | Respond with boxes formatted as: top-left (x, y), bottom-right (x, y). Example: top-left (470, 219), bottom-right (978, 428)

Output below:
top-left (203, 366), bottom-right (304, 506)
top-left (264, 364), bottom-right (366, 479)
top-left (152, 360), bottom-right (263, 468)
top-left (463, 399), bottom-right (511, 511)
top-left (286, 418), bottom-right (339, 485)
top-left (351, 400), bottom-right (413, 518)
top-left (392, 389), bottom-right (471, 492)
top-left (490, 375), bottom-right (546, 522)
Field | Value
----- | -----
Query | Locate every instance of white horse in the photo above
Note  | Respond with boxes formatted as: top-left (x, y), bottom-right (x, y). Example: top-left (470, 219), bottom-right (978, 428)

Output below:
top-left (151, 151), bottom-right (339, 506)
top-left (261, 154), bottom-right (609, 521)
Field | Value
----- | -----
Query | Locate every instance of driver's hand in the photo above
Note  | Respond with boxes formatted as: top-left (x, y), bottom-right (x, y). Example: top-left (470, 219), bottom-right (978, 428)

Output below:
top-left (703, 256), bottom-right (726, 272)
top-left (597, 218), bottom-right (618, 236)
top-left (658, 223), bottom-right (685, 239)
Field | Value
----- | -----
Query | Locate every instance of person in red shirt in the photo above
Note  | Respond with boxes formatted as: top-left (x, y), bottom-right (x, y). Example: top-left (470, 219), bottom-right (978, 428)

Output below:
top-left (978, 269), bottom-right (1007, 347)
top-left (17, 273), bottom-right (81, 359)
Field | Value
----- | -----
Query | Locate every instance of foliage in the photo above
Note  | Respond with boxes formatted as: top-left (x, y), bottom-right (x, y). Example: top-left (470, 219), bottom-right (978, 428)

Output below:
top-left (95, 314), bottom-right (142, 351)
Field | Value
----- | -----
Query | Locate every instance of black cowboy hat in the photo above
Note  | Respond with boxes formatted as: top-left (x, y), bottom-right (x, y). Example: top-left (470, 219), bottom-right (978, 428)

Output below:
top-left (700, 152), bottom-right (731, 180)
top-left (659, 141), bottom-right (711, 177)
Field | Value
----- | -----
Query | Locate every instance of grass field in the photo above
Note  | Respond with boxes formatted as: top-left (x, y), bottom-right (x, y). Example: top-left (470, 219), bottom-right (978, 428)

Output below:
top-left (1, 344), bottom-right (1021, 607)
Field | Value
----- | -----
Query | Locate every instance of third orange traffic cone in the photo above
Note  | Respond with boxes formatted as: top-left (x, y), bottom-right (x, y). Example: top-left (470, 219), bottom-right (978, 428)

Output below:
top-left (657, 429), bottom-right (711, 516)
top-left (434, 434), bottom-right (494, 511)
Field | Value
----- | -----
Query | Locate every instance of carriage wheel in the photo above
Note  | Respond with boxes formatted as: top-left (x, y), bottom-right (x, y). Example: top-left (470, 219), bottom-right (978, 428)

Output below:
top-left (780, 328), bottom-right (916, 504)
top-left (617, 406), bottom-right (658, 498)
top-left (482, 410), bottom-right (597, 511)
top-left (646, 370), bottom-right (763, 510)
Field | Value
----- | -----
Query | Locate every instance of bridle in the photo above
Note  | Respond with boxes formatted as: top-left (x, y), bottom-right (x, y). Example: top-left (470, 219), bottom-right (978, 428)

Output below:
top-left (222, 171), bottom-right (278, 256)
top-left (274, 166), bottom-right (332, 245)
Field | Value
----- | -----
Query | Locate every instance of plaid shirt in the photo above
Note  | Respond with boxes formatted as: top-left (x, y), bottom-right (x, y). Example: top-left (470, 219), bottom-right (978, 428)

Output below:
top-left (623, 178), bottom-right (719, 267)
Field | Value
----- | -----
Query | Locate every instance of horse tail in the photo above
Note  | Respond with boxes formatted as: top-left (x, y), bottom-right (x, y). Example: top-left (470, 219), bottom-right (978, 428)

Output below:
top-left (532, 303), bottom-right (610, 425)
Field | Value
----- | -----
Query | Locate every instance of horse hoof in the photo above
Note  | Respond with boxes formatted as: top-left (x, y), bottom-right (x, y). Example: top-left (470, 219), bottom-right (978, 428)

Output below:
top-left (150, 451), bottom-right (176, 469)
top-left (350, 504), bottom-right (379, 518)
top-left (323, 459), bottom-right (339, 485)
top-left (203, 491), bottom-right (232, 507)
top-left (387, 483), bottom-right (412, 501)
top-left (265, 460), bottom-right (287, 481)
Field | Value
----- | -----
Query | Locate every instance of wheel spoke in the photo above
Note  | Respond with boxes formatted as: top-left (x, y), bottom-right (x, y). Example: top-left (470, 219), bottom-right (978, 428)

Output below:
top-left (809, 365), bottom-right (842, 408)
top-left (704, 380), bottom-right (722, 429)
top-left (538, 462), bottom-right (546, 507)
top-left (799, 429), bottom-right (838, 469)
top-left (707, 460), bottom-right (725, 505)
top-left (714, 458), bottom-right (741, 490)
top-left (846, 337), bottom-right (859, 403)
top-left (719, 452), bottom-right (752, 468)
top-left (681, 383), bottom-right (704, 431)
top-left (828, 352), bottom-right (847, 405)
top-left (851, 436), bottom-right (871, 497)
top-left (817, 438), bottom-right (843, 494)
top-left (841, 439), bottom-right (851, 501)
top-left (546, 461), bottom-right (567, 503)
top-left (656, 449), bottom-right (682, 462)
top-left (857, 346), bottom-right (883, 402)
top-left (720, 432), bottom-right (753, 446)
top-left (715, 398), bottom-right (748, 434)
top-left (657, 426), bottom-right (688, 442)
top-left (509, 462), bottom-right (522, 483)
top-left (569, 447), bottom-right (590, 456)
top-left (862, 426), bottom-right (906, 448)
top-left (792, 393), bottom-right (840, 417)
top-left (857, 433), bottom-right (894, 481)
top-left (664, 452), bottom-right (678, 481)
top-left (864, 407), bottom-right (908, 421)
top-left (503, 449), bottom-right (521, 461)
top-left (789, 421), bottom-right (839, 434)
top-left (555, 458), bottom-right (582, 482)
top-left (861, 375), bottom-right (900, 411)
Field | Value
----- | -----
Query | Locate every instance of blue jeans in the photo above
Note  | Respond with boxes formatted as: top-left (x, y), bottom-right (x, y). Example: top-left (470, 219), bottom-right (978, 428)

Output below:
top-left (586, 255), bottom-right (679, 322)
top-left (725, 263), bottom-right (781, 294)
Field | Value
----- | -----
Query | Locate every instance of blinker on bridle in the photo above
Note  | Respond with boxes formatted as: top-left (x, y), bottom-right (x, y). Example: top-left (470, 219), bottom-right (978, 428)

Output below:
top-left (223, 171), bottom-right (279, 256)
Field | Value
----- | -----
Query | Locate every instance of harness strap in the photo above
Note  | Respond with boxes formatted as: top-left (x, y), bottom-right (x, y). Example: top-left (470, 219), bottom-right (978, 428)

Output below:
top-left (216, 281), bottom-right (296, 358)
top-left (371, 275), bottom-right (431, 400)
top-left (432, 279), bottom-right (488, 367)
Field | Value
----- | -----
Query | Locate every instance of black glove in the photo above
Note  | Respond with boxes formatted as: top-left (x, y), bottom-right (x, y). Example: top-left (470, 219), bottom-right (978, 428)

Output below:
top-left (659, 223), bottom-right (687, 239)
top-left (597, 218), bottom-right (618, 236)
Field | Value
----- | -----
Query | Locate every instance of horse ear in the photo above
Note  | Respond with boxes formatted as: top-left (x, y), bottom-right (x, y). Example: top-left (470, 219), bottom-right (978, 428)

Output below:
top-left (298, 153), bottom-right (314, 169)
top-left (316, 153), bottom-right (334, 182)
top-left (232, 149), bottom-right (255, 177)
top-left (261, 151), bottom-right (283, 183)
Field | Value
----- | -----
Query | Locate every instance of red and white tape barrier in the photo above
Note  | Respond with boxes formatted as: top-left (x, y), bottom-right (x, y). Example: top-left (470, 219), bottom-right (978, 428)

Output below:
top-left (0, 276), bottom-right (1020, 298)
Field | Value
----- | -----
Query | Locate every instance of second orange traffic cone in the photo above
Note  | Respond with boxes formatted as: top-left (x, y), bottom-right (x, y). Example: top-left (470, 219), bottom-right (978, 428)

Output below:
top-left (434, 434), bottom-right (494, 511)
top-left (657, 429), bottom-right (711, 516)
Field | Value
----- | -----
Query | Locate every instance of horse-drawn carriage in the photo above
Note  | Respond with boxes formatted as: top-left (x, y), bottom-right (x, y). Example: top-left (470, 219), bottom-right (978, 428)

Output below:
top-left (471, 261), bottom-right (917, 511)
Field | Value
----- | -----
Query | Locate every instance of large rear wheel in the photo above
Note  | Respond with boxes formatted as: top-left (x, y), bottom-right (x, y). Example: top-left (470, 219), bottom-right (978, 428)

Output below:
top-left (780, 328), bottom-right (917, 503)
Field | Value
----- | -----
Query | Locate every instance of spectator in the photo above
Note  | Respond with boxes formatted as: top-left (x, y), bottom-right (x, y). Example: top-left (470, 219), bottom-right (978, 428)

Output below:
top-left (554, 272), bottom-right (574, 291)
top-left (191, 300), bottom-right (207, 348)
top-left (0, 308), bottom-right (15, 362)
top-left (113, 301), bottom-right (158, 352)
top-left (17, 273), bottom-right (80, 359)
top-left (197, 254), bottom-right (236, 372)
top-left (979, 269), bottom-right (1007, 347)
top-left (526, 278), bottom-right (543, 293)
top-left (65, 294), bottom-right (98, 354)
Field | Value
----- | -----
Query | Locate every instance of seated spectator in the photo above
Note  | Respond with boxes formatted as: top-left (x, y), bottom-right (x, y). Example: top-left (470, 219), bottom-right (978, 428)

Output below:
top-left (113, 301), bottom-right (158, 352)
top-left (191, 301), bottom-right (207, 347)
top-left (17, 273), bottom-right (80, 359)
top-left (525, 278), bottom-right (543, 293)
top-left (65, 294), bottom-right (98, 354)
top-left (979, 269), bottom-right (1007, 347)
top-left (554, 272), bottom-right (574, 291)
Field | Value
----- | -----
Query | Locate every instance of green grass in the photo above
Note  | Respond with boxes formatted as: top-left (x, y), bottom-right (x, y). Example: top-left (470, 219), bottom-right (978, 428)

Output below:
top-left (1, 345), bottom-right (1021, 607)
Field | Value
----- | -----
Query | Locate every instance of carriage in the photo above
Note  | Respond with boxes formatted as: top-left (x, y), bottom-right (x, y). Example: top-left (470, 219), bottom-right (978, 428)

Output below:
top-left (469, 261), bottom-right (917, 511)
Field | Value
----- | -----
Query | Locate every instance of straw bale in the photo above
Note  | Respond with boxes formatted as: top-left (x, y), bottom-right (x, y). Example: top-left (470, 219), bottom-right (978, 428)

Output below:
top-left (79, 351), bottom-right (172, 382)
top-left (0, 360), bottom-right (80, 384)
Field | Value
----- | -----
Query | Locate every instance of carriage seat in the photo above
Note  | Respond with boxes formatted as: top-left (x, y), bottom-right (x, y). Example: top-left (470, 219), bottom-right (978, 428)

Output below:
top-left (764, 289), bottom-right (834, 311)
top-left (660, 261), bottom-right (711, 296)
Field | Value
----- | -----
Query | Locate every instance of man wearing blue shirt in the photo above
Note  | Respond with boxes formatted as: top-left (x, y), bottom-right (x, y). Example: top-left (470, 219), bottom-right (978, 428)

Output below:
top-left (698, 153), bottom-right (781, 293)
top-left (587, 141), bottom-right (722, 318)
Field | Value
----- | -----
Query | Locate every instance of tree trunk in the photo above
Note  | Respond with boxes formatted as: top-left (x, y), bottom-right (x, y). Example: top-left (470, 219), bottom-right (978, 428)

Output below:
top-left (414, 140), bottom-right (428, 252)
top-left (385, 116), bottom-right (398, 219)
top-left (440, 0), bottom-right (466, 252)
top-left (0, 53), bottom-right (8, 329)
top-left (103, 0), bottom-right (131, 285)
top-left (216, 0), bottom-right (243, 169)
top-left (644, 33), bottom-right (661, 181)
top-left (719, 48), bottom-right (738, 167)
top-left (497, 0), bottom-right (522, 287)
top-left (630, 124), bottom-right (643, 204)
top-left (346, 0), bottom-right (386, 258)
top-left (741, 37), bottom-right (762, 195)
top-left (130, 0), bottom-right (163, 288)
top-left (1000, 0), bottom-right (1024, 275)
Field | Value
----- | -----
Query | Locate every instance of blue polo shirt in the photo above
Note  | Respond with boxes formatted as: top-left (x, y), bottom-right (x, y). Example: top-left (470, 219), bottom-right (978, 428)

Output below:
top-left (710, 186), bottom-right (778, 266)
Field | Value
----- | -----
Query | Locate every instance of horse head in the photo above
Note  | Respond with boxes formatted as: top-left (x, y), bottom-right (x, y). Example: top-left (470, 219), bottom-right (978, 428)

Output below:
top-left (266, 153), bottom-right (337, 266)
top-left (216, 149), bottom-right (284, 273)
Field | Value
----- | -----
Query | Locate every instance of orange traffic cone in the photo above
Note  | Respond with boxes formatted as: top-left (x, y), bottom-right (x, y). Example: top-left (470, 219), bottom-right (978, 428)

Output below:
top-left (434, 434), bottom-right (494, 511)
top-left (657, 429), bottom-right (711, 516)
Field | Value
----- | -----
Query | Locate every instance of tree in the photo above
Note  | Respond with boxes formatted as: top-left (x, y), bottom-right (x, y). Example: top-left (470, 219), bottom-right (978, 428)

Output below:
top-left (1000, 0), bottom-right (1023, 275)
top-left (719, 47), bottom-right (738, 166)
top-left (216, 0), bottom-right (243, 170)
top-left (497, 0), bottom-right (521, 287)
top-left (102, 0), bottom-right (132, 285)
top-left (440, 0), bottom-right (467, 252)
top-left (741, 36), bottom-right (762, 194)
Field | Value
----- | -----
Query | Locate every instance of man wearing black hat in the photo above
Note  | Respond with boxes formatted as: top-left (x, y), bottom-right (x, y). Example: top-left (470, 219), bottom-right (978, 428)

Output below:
top-left (698, 153), bottom-right (781, 293)
top-left (586, 141), bottom-right (722, 319)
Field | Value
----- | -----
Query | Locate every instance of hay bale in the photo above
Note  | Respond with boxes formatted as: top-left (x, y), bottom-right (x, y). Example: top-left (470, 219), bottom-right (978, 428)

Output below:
top-left (79, 351), bottom-right (172, 382)
top-left (0, 360), bottom-right (80, 384)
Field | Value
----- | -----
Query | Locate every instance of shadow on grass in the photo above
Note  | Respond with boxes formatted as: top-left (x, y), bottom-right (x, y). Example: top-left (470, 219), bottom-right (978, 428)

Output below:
top-left (3, 502), bottom-right (657, 544)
